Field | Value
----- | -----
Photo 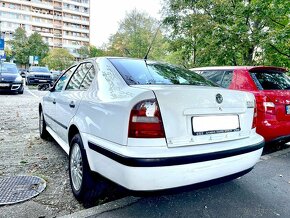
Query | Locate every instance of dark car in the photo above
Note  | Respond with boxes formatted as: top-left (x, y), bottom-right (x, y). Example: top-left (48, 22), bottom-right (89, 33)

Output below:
top-left (191, 66), bottom-right (290, 145)
top-left (0, 62), bottom-right (24, 94)
top-left (26, 66), bottom-right (53, 85)
top-left (51, 70), bottom-right (62, 82)
top-left (18, 68), bottom-right (28, 78)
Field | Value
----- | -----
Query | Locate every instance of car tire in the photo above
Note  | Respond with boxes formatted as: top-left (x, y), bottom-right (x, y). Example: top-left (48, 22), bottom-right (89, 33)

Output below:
top-left (18, 87), bottom-right (24, 94)
top-left (69, 134), bottom-right (106, 206)
top-left (39, 110), bottom-right (49, 139)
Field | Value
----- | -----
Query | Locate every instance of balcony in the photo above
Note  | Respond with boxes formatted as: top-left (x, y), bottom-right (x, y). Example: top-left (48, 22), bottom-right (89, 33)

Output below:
top-left (53, 24), bottom-right (63, 29)
top-left (54, 33), bottom-right (62, 38)
top-left (54, 43), bottom-right (63, 47)
top-left (53, 6), bottom-right (63, 11)
top-left (54, 15), bottom-right (63, 20)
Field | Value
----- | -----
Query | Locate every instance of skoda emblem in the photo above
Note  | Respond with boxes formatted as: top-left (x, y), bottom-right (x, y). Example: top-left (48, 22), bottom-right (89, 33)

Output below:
top-left (216, 93), bottom-right (223, 104)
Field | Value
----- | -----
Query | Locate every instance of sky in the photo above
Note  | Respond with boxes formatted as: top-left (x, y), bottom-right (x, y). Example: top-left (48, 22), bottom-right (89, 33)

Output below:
top-left (89, 0), bottom-right (162, 47)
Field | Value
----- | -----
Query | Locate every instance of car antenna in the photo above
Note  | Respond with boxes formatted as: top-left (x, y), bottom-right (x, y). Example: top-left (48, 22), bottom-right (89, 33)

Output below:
top-left (144, 23), bottom-right (162, 61)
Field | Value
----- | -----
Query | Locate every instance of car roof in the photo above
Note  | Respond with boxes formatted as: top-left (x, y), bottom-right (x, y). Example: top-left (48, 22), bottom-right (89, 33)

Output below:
top-left (190, 66), bottom-right (287, 72)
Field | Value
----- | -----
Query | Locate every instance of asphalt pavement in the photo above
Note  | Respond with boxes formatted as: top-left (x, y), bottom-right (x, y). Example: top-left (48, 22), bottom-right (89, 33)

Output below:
top-left (62, 147), bottom-right (290, 218)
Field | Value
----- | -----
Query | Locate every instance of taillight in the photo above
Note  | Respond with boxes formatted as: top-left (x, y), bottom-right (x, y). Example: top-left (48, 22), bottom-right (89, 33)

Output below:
top-left (252, 104), bottom-right (257, 129)
top-left (128, 99), bottom-right (165, 138)
top-left (255, 95), bottom-right (276, 115)
top-left (247, 100), bottom-right (257, 129)
top-left (263, 98), bottom-right (276, 115)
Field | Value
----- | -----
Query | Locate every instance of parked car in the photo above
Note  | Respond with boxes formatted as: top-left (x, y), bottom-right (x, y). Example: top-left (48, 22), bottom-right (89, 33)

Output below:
top-left (191, 66), bottom-right (290, 144)
top-left (26, 66), bottom-right (53, 85)
top-left (0, 62), bottom-right (24, 94)
top-left (39, 58), bottom-right (264, 203)
top-left (51, 70), bottom-right (62, 82)
top-left (18, 68), bottom-right (28, 78)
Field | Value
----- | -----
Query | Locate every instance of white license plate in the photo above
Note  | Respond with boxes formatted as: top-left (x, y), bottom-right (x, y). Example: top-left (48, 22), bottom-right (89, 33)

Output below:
top-left (286, 105), bottom-right (290, 114)
top-left (39, 80), bottom-right (48, 82)
top-left (0, 83), bottom-right (10, 87)
top-left (192, 115), bottom-right (240, 135)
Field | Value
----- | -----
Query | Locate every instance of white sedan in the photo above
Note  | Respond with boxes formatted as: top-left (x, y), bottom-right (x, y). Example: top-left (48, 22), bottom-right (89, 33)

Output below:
top-left (39, 57), bottom-right (264, 203)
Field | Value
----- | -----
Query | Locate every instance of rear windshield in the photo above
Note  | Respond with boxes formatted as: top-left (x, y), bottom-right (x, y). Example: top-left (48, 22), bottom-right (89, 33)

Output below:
top-left (251, 71), bottom-right (290, 90)
top-left (109, 59), bottom-right (216, 87)
top-left (0, 63), bottom-right (18, 74)
top-left (30, 67), bottom-right (49, 72)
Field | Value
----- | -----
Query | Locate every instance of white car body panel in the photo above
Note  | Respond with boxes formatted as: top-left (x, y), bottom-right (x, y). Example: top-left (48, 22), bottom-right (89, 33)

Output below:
top-left (40, 57), bottom-right (264, 192)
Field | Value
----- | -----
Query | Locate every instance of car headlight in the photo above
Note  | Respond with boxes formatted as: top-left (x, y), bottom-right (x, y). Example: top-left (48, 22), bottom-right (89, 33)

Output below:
top-left (15, 76), bottom-right (23, 82)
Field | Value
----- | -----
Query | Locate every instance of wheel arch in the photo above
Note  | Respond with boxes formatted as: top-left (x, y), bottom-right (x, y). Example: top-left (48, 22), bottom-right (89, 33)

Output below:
top-left (68, 124), bottom-right (80, 146)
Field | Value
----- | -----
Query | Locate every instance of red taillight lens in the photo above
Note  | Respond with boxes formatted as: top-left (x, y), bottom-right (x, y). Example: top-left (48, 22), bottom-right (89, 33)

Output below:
top-left (263, 100), bottom-right (276, 115)
top-left (252, 105), bottom-right (257, 129)
top-left (128, 99), bottom-right (165, 138)
top-left (256, 95), bottom-right (276, 115)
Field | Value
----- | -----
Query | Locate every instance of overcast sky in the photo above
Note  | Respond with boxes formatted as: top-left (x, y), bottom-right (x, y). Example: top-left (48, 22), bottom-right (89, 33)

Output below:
top-left (89, 0), bottom-right (162, 47)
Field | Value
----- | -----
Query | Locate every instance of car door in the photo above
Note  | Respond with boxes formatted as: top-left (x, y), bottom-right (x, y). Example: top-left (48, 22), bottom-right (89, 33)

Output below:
top-left (54, 62), bottom-right (96, 143)
top-left (43, 66), bottom-right (76, 132)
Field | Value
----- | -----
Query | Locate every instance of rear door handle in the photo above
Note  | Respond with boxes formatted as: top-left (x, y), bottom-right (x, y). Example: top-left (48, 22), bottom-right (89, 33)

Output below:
top-left (69, 101), bottom-right (75, 108)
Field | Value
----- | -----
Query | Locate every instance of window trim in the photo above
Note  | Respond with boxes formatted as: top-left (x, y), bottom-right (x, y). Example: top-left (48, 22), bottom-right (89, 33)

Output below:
top-left (52, 64), bottom-right (77, 92)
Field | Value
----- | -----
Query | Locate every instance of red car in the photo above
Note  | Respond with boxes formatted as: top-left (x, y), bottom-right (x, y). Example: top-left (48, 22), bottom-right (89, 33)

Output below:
top-left (191, 66), bottom-right (290, 144)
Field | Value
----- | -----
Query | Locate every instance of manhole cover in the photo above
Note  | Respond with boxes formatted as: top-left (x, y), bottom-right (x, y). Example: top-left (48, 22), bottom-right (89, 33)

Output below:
top-left (0, 175), bottom-right (46, 205)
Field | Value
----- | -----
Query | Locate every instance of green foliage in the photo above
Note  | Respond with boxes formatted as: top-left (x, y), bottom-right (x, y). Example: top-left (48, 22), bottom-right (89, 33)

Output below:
top-left (8, 27), bottom-right (29, 65)
top-left (8, 28), bottom-right (49, 66)
top-left (162, 0), bottom-right (290, 68)
top-left (42, 48), bottom-right (74, 70)
top-left (4, 48), bottom-right (13, 62)
top-left (79, 45), bottom-right (105, 59)
top-left (27, 32), bottom-right (49, 65)
top-left (106, 9), bottom-right (166, 60)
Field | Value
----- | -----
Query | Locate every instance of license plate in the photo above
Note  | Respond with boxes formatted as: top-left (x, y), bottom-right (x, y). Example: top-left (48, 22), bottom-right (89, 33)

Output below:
top-left (192, 115), bottom-right (240, 135)
top-left (0, 83), bottom-right (10, 87)
top-left (39, 80), bottom-right (48, 82)
top-left (286, 105), bottom-right (290, 114)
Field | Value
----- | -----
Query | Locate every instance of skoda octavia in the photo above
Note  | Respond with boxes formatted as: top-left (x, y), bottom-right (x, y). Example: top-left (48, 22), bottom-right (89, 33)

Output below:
top-left (39, 58), bottom-right (264, 202)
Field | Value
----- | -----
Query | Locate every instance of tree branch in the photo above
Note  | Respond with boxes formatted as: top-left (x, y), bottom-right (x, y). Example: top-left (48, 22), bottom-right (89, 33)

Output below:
top-left (269, 44), bottom-right (290, 58)
top-left (268, 17), bottom-right (286, 27)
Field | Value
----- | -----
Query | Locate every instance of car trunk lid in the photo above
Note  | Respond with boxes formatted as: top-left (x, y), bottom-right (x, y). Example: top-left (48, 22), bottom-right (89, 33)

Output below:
top-left (132, 85), bottom-right (254, 147)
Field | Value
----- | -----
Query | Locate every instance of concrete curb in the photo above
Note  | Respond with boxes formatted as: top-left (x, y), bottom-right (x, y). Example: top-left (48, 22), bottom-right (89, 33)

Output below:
top-left (60, 145), bottom-right (290, 218)
top-left (59, 196), bottom-right (140, 218)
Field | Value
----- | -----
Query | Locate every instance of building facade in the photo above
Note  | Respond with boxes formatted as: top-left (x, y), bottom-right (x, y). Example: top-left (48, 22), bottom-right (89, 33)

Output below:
top-left (0, 0), bottom-right (90, 58)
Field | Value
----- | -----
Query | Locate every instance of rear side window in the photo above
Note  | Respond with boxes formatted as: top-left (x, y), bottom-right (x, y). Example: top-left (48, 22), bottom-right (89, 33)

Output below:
top-left (201, 71), bottom-right (223, 85)
top-left (109, 59), bottom-right (216, 87)
top-left (66, 62), bottom-right (95, 90)
top-left (251, 71), bottom-right (290, 90)
top-left (200, 70), bottom-right (233, 88)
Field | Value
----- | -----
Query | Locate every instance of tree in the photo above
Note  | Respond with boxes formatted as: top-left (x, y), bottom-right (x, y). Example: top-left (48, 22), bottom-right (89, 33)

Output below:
top-left (8, 28), bottom-right (49, 66)
top-left (162, 0), bottom-right (289, 67)
top-left (8, 27), bottom-right (29, 65)
top-left (106, 9), bottom-right (166, 60)
top-left (42, 48), bottom-right (74, 70)
top-left (27, 32), bottom-right (49, 65)
top-left (79, 45), bottom-right (105, 59)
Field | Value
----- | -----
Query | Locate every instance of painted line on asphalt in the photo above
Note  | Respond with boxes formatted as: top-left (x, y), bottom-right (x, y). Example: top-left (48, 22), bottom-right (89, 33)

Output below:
top-left (25, 88), bottom-right (40, 99)
top-left (60, 196), bottom-right (141, 218)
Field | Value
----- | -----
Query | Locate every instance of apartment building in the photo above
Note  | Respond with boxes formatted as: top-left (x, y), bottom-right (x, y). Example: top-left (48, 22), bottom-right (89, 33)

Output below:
top-left (0, 0), bottom-right (90, 58)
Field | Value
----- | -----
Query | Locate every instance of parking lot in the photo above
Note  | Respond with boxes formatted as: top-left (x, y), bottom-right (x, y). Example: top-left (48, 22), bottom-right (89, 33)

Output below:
top-left (0, 87), bottom-right (290, 218)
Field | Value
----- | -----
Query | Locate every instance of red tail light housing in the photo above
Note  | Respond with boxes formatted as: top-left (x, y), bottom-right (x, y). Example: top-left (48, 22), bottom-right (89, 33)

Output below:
top-left (128, 99), bottom-right (165, 138)
top-left (252, 104), bottom-right (257, 129)
top-left (256, 95), bottom-right (276, 115)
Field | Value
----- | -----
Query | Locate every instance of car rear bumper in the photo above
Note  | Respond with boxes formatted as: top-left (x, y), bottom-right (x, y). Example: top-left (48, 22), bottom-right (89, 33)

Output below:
top-left (83, 133), bottom-right (264, 191)
top-left (257, 120), bottom-right (290, 143)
